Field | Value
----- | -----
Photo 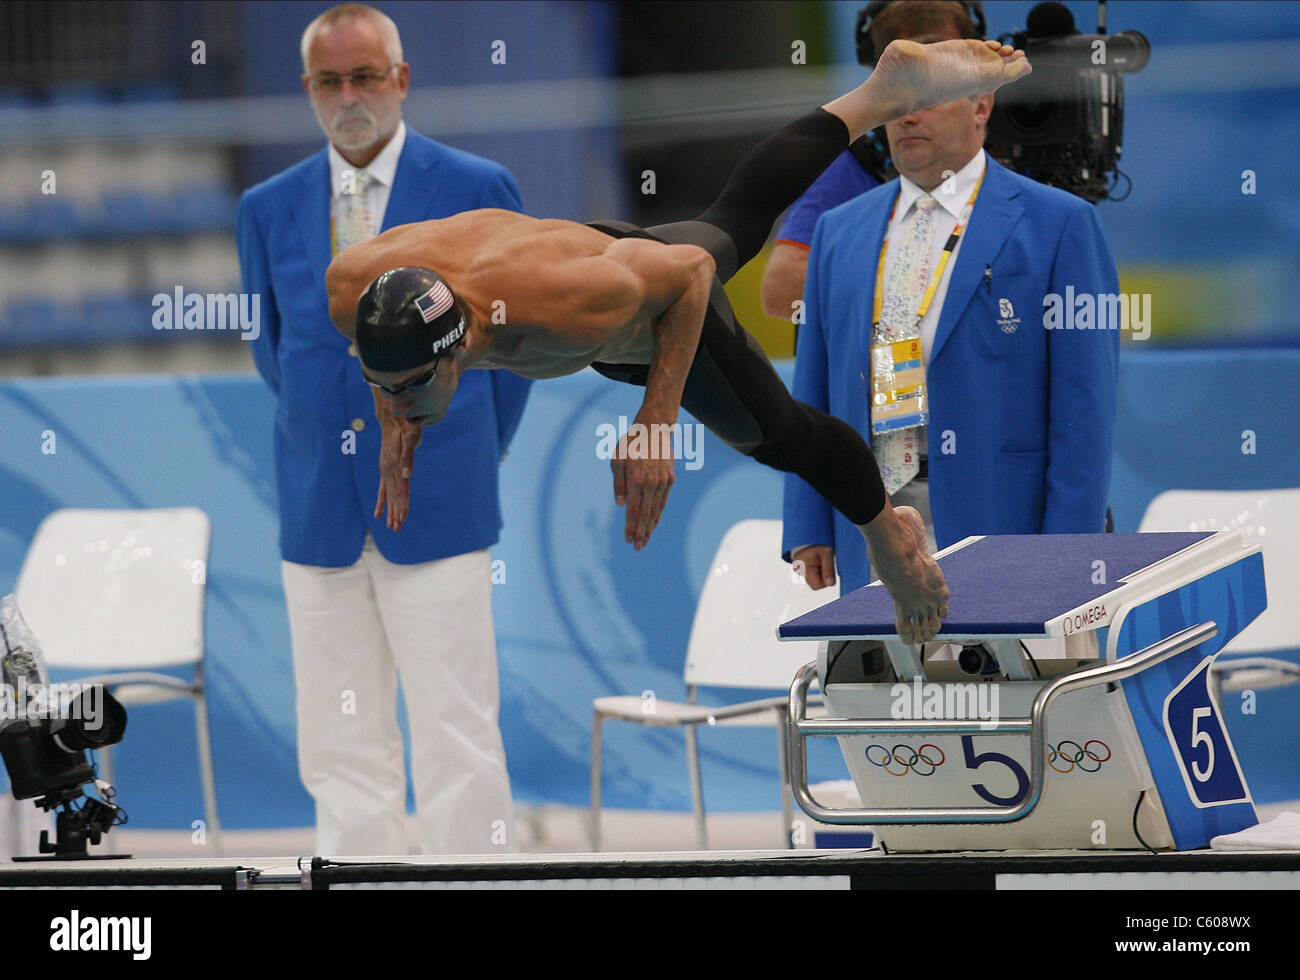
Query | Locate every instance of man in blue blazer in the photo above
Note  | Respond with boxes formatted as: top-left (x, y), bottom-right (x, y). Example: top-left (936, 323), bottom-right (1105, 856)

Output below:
top-left (236, 4), bottom-right (530, 855)
top-left (784, 68), bottom-right (1119, 599)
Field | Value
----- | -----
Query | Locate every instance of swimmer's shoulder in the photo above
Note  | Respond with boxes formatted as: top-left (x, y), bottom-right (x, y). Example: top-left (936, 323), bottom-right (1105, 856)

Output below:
top-left (378, 208), bottom-right (536, 236)
top-left (455, 217), bottom-right (604, 276)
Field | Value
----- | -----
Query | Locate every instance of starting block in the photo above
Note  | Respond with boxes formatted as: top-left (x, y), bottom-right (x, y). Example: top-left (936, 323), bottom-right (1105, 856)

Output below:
top-left (780, 532), bottom-right (1267, 852)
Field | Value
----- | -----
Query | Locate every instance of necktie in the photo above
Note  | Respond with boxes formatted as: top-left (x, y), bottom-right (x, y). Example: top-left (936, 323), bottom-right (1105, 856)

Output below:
top-left (872, 193), bottom-right (937, 495)
top-left (333, 169), bottom-right (375, 256)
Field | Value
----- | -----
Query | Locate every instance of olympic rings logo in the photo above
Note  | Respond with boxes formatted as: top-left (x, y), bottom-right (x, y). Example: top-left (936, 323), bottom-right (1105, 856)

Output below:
top-left (863, 741), bottom-right (1110, 776)
top-left (865, 743), bottom-right (946, 776)
top-left (1048, 739), bottom-right (1111, 774)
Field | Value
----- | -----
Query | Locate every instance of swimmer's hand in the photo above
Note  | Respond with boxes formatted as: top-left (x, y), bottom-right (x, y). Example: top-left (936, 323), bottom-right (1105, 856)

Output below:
top-left (792, 545), bottom-right (836, 591)
top-left (611, 416), bottom-right (675, 551)
top-left (376, 417), bottom-right (423, 532)
top-left (863, 504), bottom-right (949, 645)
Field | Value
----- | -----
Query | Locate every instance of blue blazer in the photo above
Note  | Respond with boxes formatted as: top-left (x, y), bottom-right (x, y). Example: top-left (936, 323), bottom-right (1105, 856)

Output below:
top-left (782, 155), bottom-right (1120, 592)
top-left (237, 129), bottom-right (532, 567)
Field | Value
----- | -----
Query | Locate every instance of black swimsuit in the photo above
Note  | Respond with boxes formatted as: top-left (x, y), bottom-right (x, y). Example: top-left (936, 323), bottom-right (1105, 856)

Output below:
top-left (586, 108), bottom-right (886, 527)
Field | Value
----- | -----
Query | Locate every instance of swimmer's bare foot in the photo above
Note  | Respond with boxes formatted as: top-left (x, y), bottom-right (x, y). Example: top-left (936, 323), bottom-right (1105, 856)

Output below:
top-left (873, 38), bottom-right (1031, 115)
top-left (824, 38), bottom-right (1031, 139)
top-left (861, 504), bottom-right (950, 645)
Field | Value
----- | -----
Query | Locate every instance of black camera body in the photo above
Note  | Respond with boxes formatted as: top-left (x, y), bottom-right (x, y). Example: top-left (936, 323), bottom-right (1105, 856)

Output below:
top-left (0, 684), bottom-right (126, 801)
top-left (1, 608), bottom-right (131, 858)
top-left (853, 1), bottom-right (1149, 203)
top-left (0, 684), bottom-right (129, 859)
top-left (986, 3), bottom-right (1149, 201)
top-left (0, 720), bottom-right (99, 803)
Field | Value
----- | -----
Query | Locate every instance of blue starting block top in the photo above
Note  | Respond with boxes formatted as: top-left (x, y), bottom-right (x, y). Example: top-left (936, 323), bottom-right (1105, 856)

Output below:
top-left (778, 532), bottom-right (1215, 640)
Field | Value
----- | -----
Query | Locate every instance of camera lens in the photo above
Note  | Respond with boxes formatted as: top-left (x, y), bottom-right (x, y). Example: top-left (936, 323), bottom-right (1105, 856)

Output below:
top-left (49, 687), bottom-right (127, 752)
top-left (959, 644), bottom-right (999, 676)
top-left (999, 71), bottom-right (1074, 141)
top-left (1112, 31), bottom-right (1150, 73)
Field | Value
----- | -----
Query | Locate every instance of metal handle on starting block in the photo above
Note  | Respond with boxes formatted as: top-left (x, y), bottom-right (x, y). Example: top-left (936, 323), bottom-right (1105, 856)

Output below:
top-left (787, 621), bottom-right (1218, 825)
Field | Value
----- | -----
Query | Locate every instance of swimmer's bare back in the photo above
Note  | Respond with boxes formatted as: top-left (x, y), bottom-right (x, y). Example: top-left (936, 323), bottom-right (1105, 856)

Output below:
top-left (328, 210), bottom-right (709, 379)
top-left (327, 34), bottom-right (1032, 348)
top-left (327, 209), bottom-right (718, 550)
top-left (325, 37), bottom-right (1031, 640)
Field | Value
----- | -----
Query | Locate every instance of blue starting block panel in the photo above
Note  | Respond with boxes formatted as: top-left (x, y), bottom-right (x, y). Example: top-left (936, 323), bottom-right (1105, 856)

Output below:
top-left (779, 532), bottom-right (1215, 641)
top-left (780, 532), bottom-right (1270, 852)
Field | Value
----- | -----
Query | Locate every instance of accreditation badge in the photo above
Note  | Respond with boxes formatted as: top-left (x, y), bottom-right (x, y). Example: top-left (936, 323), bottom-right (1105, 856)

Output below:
top-left (869, 337), bottom-right (927, 436)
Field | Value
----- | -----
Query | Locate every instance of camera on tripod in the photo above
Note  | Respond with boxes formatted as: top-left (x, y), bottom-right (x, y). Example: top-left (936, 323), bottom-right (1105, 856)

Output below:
top-left (0, 595), bottom-right (129, 860)
top-left (986, 1), bottom-right (1150, 202)
top-left (852, 1), bottom-right (1150, 203)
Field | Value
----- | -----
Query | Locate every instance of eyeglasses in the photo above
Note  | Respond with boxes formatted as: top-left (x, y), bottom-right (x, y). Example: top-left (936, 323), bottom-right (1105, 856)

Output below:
top-left (307, 64), bottom-right (399, 94)
top-left (363, 358), bottom-right (443, 397)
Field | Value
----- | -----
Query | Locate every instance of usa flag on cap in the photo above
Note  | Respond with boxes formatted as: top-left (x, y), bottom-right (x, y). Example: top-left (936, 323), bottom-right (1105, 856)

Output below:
top-left (414, 281), bottom-right (455, 323)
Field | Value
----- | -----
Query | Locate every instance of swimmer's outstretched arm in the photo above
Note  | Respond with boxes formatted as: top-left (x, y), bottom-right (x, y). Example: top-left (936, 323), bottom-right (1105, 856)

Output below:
top-left (370, 384), bottom-right (421, 531)
top-left (325, 250), bottom-right (421, 530)
top-left (580, 237), bottom-right (718, 550)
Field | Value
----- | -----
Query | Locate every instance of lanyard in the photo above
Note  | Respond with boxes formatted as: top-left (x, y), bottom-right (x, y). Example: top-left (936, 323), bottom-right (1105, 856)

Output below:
top-left (872, 169), bottom-right (986, 329)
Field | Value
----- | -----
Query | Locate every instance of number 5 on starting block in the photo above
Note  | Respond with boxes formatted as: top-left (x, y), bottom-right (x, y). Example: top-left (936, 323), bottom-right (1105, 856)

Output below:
top-left (1164, 656), bottom-right (1249, 807)
top-left (1113, 555), bottom-right (1262, 848)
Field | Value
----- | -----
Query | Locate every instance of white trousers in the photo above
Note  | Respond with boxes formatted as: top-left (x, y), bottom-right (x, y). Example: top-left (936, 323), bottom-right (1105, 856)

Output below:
top-left (282, 540), bottom-right (514, 855)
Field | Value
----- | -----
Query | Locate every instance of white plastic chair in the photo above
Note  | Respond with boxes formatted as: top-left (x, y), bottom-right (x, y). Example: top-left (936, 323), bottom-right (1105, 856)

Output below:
top-left (1139, 489), bottom-right (1300, 697)
top-left (590, 519), bottom-right (833, 851)
top-left (15, 507), bottom-right (222, 854)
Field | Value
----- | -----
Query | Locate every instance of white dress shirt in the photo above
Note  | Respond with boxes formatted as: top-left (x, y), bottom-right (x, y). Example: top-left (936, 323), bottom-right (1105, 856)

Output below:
top-left (882, 148), bottom-right (987, 364)
top-left (328, 120), bottom-right (407, 238)
top-left (788, 149), bottom-right (987, 563)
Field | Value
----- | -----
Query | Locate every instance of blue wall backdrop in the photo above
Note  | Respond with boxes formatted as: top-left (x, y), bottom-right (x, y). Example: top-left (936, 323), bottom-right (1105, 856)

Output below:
top-left (0, 350), bottom-right (1296, 828)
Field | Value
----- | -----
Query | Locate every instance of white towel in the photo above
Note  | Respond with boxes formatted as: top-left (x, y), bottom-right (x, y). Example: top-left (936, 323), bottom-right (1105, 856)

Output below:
top-left (1210, 811), bottom-right (1300, 850)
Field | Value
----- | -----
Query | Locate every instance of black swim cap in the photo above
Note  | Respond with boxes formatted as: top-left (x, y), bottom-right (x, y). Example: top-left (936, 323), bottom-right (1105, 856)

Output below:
top-left (354, 267), bottom-right (467, 373)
